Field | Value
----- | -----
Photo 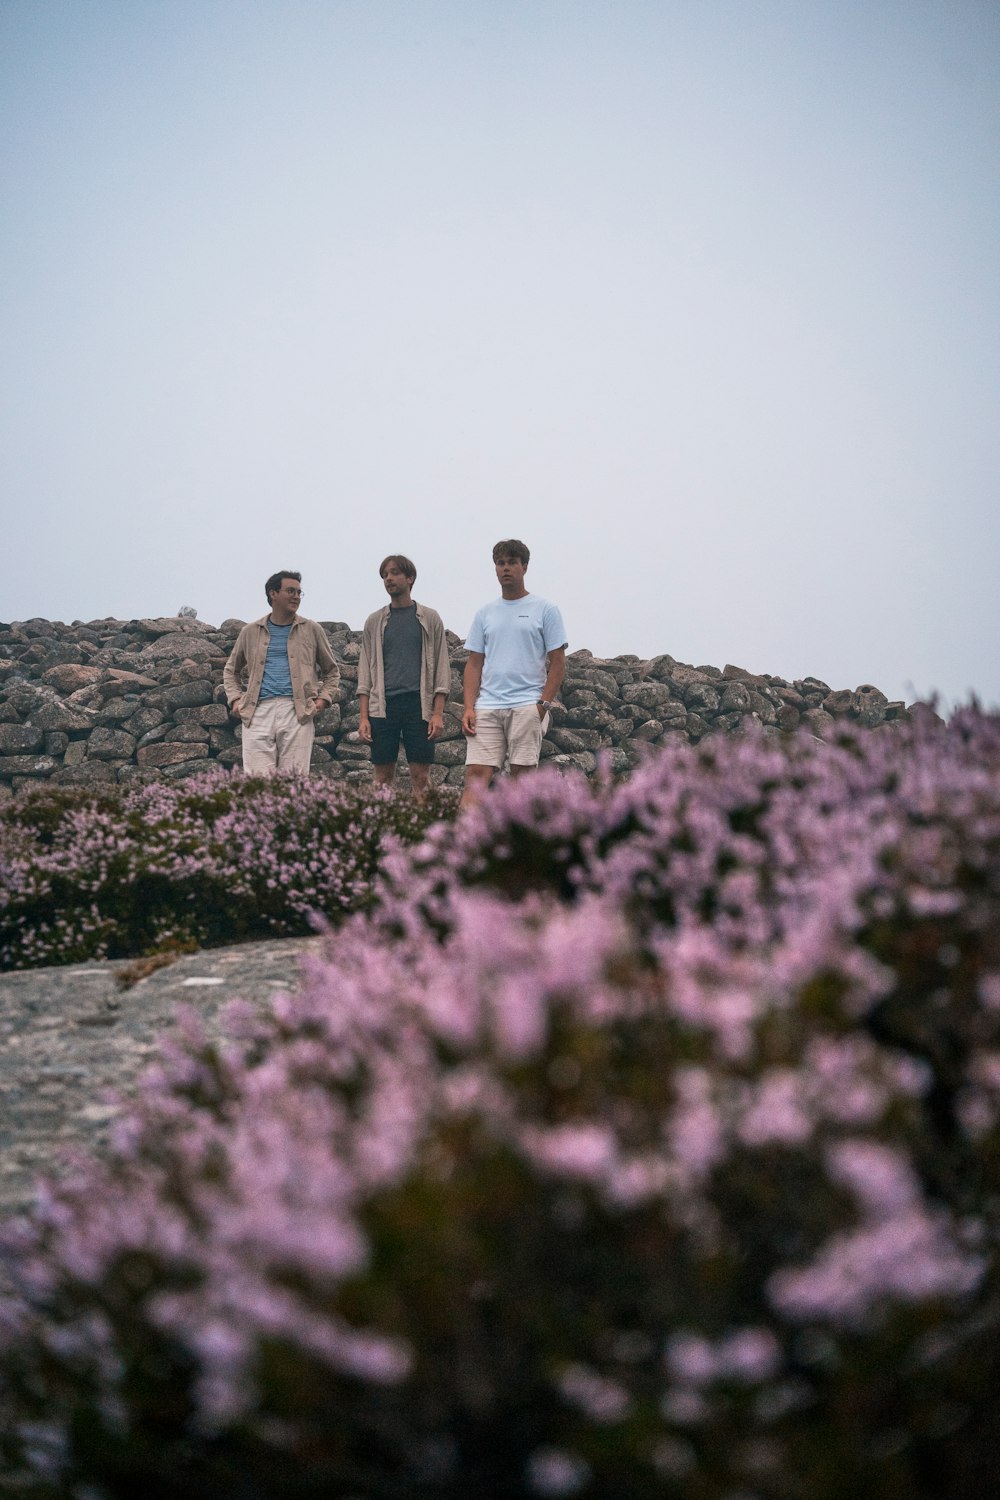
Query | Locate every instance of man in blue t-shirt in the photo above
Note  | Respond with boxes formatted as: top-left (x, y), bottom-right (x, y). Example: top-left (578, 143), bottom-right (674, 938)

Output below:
top-left (461, 538), bottom-right (567, 808)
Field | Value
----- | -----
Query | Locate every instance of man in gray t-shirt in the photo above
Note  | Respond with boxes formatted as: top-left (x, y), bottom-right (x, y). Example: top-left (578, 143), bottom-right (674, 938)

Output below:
top-left (357, 555), bottom-right (452, 802)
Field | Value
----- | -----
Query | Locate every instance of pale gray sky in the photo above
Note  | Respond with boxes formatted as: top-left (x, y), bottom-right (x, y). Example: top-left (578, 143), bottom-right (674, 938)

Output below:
top-left (2, 0), bottom-right (998, 708)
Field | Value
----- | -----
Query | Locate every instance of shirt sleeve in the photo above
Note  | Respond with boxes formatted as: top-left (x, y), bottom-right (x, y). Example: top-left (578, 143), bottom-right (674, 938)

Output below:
top-left (542, 604), bottom-right (567, 653)
top-left (429, 612), bottom-right (452, 699)
top-left (357, 615), bottom-right (375, 697)
top-left (466, 609), bottom-right (486, 654)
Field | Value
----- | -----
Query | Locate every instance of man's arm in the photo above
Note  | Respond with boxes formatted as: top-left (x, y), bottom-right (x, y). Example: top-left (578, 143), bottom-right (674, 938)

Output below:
top-left (356, 619), bottom-right (375, 740)
top-left (462, 652), bottom-right (484, 736)
top-left (427, 691), bottom-right (446, 740)
top-left (427, 611), bottom-right (451, 740)
top-left (358, 692), bottom-right (373, 742)
top-left (223, 631), bottom-right (248, 715)
top-left (537, 646), bottom-right (566, 717)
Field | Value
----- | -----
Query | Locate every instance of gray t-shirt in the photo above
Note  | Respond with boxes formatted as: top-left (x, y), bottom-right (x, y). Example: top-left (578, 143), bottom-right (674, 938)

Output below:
top-left (382, 605), bottom-right (422, 698)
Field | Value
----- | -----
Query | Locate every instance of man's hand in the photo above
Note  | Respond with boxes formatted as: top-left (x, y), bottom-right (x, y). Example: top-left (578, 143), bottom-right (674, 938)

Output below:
top-left (308, 697), bottom-right (330, 719)
top-left (358, 717), bottom-right (373, 743)
top-left (229, 697), bottom-right (244, 718)
top-left (427, 710), bottom-right (444, 740)
top-left (462, 706), bottom-right (477, 737)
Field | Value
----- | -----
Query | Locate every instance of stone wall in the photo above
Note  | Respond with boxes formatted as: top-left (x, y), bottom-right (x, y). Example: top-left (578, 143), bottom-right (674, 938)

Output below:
top-left (0, 614), bottom-right (912, 797)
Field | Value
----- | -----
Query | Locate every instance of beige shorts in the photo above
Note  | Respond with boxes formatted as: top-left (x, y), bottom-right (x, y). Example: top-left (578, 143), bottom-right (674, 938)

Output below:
top-left (242, 697), bottom-right (315, 775)
top-left (465, 704), bottom-right (550, 769)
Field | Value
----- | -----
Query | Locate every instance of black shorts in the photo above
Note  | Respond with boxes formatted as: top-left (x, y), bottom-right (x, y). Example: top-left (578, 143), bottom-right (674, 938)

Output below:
top-left (369, 691), bottom-right (435, 765)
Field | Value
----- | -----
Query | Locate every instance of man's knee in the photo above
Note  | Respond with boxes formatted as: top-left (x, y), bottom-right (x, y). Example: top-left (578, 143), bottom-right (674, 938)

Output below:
top-left (464, 763), bottom-right (494, 784)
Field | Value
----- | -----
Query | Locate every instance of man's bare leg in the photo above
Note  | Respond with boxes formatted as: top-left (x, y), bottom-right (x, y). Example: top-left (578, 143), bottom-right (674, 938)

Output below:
top-left (373, 764), bottom-right (396, 791)
top-left (409, 762), bottom-right (431, 803)
top-left (460, 763), bottom-right (494, 810)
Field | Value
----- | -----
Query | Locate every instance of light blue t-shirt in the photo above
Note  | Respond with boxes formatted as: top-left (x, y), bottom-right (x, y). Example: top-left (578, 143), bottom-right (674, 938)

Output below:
top-left (466, 594), bottom-right (567, 710)
top-left (260, 620), bottom-right (293, 700)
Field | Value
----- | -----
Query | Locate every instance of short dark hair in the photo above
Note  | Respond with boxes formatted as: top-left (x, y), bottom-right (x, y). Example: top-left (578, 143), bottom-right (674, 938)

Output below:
top-left (379, 554), bottom-right (417, 584)
top-left (492, 539), bottom-right (530, 568)
top-left (265, 570), bottom-right (301, 604)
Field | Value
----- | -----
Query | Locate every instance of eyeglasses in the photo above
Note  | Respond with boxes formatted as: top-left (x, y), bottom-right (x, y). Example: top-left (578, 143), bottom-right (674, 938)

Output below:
top-left (282, 588), bottom-right (303, 597)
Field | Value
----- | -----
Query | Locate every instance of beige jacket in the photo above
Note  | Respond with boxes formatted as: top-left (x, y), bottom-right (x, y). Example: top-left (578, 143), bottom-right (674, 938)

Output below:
top-left (357, 602), bottom-right (452, 721)
top-left (223, 615), bottom-right (341, 725)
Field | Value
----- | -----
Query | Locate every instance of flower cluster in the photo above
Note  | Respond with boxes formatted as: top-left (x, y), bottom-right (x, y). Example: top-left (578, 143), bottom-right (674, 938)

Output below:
top-left (0, 770), bottom-right (455, 968)
top-left (1, 711), bottom-right (1000, 1497)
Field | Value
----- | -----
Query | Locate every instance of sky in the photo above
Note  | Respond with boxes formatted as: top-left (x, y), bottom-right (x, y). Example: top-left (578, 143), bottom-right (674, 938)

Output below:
top-left (1, 0), bottom-right (998, 710)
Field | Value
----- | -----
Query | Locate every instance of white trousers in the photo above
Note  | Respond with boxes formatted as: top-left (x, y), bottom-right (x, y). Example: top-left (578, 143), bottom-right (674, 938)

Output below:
top-left (242, 697), bottom-right (314, 775)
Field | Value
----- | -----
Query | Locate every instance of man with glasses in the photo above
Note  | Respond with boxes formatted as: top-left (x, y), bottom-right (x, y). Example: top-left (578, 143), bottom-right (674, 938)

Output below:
top-left (224, 570), bottom-right (340, 775)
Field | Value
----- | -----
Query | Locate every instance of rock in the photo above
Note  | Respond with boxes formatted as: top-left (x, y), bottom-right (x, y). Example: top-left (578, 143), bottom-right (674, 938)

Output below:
top-left (41, 664), bottom-right (104, 693)
top-left (0, 754), bottom-right (58, 777)
top-left (136, 742), bottom-right (210, 769)
top-left (136, 725), bottom-right (170, 749)
top-left (101, 670), bottom-right (160, 694)
top-left (747, 692), bottom-right (778, 726)
top-left (88, 727), bottom-right (138, 760)
top-left (622, 682), bottom-right (675, 713)
top-left (720, 681), bottom-right (753, 713)
top-left (139, 635), bottom-right (223, 661)
top-left (683, 682), bottom-right (721, 714)
top-left (163, 725), bottom-right (210, 744)
top-left (122, 705), bottom-right (167, 736)
top-left (854, 685), bottom-right (888, 728)
top-left (823, 689), bottom-right (855, 716)
top-left (546, 751), bottom-right (598, 775)
top-left (313, 704), bottom-right (343, 734)
top-left (0, 724), bottom-right (44, 754)
top-left (568, 668), bottom-right (624, 701)
top-left (666, 665), bottom-right (716, 695)
top-left (633, 720), bottom-right (663, 742)
top-left (136, 617), bottom-right (216, 637)
top-left (25, 702), bottom-right (95, 733)
top-left (802, 707), bottom-right (836, 737)
top-left (160, 681), bottom-right (214, 710)
top-left (640, 654), bottom-right (677, 682)
top-left (546, 728), bottom-right (601, 754)
top-left (94, 700), bottom-right (138, 725)
top-left (172, 704), bottom-right (230, 726)
top-left (563, 705), bottom-right (616, 731)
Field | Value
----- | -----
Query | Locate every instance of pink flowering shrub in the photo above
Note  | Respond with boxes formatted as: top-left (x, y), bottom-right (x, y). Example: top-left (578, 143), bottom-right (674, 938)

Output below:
top-left (1, 713), bottom-right (1000, 1497)
top-left (0, 771), bottom-right (456, 969)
